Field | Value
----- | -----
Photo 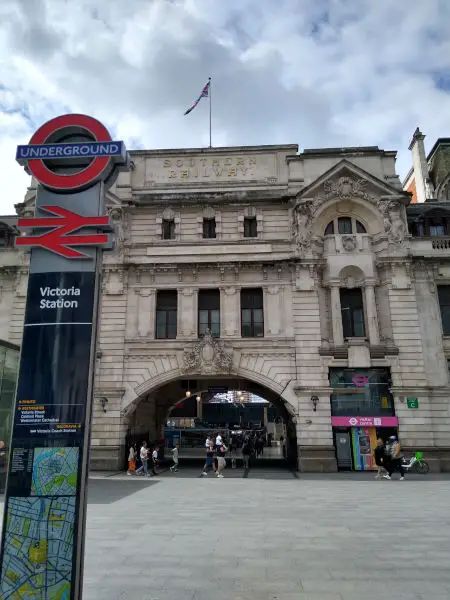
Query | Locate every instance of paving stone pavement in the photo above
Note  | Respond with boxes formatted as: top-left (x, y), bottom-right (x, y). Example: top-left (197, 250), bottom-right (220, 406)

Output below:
top-left (2, 469), bottom-right (450, 599)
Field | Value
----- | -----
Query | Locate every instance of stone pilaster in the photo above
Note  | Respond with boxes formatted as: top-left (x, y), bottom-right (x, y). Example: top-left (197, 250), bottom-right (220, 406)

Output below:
top-left (137, 289), bottom-right (155, 338)
top-left (330, 284), bottom-right (344, 345)
top-left (178, 287), bottom-right (197, 338)
top-left (364, 282), bottom-right (380, 345)
top-left (220, 286), bottom-right (239, 337)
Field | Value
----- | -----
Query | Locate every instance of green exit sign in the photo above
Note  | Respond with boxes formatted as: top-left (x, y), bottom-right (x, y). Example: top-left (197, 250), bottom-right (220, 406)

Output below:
top-left (407, 397), bottom-right (419, 409)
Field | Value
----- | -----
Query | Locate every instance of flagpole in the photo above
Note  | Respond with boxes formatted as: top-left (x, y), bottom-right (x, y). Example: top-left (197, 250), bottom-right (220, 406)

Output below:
top-left (208, 76), bottom-right (212, 148)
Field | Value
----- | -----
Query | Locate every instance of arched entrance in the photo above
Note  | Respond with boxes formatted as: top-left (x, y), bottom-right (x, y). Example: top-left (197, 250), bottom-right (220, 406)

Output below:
top-left (122, 375), bottom-right (298, 470)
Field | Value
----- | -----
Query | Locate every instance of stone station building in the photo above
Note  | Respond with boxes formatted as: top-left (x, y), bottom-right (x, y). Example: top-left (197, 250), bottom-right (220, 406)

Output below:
top-left (1, 130), bottom-right (450, 472)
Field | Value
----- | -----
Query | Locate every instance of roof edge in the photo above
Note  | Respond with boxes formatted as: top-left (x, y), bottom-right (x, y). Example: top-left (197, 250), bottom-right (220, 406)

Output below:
top-left (130, 144), bottom-right (299, 157)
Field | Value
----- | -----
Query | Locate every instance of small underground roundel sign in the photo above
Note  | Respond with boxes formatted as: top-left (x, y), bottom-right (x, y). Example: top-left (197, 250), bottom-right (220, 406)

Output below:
top-left (16, 114), bottom-right (129, 192)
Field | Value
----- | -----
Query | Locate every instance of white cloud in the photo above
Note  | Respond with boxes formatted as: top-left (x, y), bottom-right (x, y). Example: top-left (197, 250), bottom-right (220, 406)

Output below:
top-left (0, 0), bottom-right (449, 212)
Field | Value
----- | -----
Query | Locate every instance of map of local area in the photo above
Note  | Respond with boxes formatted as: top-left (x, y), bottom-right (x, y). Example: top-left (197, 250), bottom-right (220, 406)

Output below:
top-left (0, 448), bottom-right (79, 599)
top-left (31, 447), bottom-right (78, 496)
top-left (0, 497), bottom-right (75, 599)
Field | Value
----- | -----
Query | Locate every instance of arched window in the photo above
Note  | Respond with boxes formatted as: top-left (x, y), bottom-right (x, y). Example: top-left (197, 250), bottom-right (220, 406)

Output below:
top-left (324, 218), bottom-right (367, 236)
top-left (324, 221), bottom-right (334, 235)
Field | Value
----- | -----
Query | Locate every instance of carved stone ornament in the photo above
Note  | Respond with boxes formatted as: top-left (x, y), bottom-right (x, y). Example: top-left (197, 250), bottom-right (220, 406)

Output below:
top-left (377, 200), bottom-right (406, 247)
top-left (293, 202), bottom-right (313, 254)
top-left (183, 330), bottom-right (233, 374)
top-left (315, 176), bottom-right (374, 205)
top-left (341, 235), bottom-right (357, 252)
top-left (107, 206), bottom-right (123, 222)
top-left (17, 204), bottom-right (35, 218)
top-left (106, 206), bottom-right (125, 252)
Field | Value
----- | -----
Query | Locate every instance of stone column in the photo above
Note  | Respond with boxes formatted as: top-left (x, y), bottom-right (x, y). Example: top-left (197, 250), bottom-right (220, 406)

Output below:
top-left (137, 289), bottom-right (155, 338)
top-left (330, 284), bottom-right (344, 345)
top-left (364, 283), bottom-right (380, 345)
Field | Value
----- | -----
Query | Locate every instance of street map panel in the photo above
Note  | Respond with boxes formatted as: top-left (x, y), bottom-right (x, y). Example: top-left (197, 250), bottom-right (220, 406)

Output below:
top-left (31, 448), bottom-right (78, 496)
top-left (0, 496), bottom-right (75, 599)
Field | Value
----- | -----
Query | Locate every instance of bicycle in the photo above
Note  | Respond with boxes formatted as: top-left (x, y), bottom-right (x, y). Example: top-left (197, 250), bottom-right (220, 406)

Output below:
top-left (401, 451), bottom-right (430, 475)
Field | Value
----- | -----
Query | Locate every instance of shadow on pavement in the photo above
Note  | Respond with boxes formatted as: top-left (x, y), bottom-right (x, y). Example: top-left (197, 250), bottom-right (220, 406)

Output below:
top-left (87, 478), bottom-right (159, 504)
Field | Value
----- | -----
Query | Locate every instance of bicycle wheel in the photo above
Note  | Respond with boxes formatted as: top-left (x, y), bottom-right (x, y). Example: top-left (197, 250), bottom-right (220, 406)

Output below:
top-left (412, 460), bottom-right (429, 475)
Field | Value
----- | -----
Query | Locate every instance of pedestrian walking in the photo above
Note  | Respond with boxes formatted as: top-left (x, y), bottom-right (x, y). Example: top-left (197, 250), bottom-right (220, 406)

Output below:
top-left (170, 442), bottom-right (179, 472)
top-left (384, 436), bottom-right (405, 480)
top-left (136, 441), bottom-right (149, 476)
top-left (127, 445), bottom-right (136, 476)
top-left (242, 437), bottom-right (251, 470)
top-left (255, 437), bottom-right (264, 458)
top-left (373, 438), bottom-right (387, 479)
top-left (202, 442), bottom-right (215, 476)
top-left (229, 438), bottom-right (237, 469)
top-left (216, 443), bottom-right (227, 478)
top-left (151, 445), bottom-right (159, 476)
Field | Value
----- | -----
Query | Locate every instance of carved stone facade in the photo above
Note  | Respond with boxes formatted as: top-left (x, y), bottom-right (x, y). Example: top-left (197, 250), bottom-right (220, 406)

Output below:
top-left (2, 142), bottom-right (450, 472)
top-left (183, 331), bottom-right (233, 374)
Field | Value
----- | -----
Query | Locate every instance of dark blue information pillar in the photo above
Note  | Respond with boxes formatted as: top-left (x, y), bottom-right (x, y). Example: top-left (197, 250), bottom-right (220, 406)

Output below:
top-left (0, 182), bottom-right (107, 599)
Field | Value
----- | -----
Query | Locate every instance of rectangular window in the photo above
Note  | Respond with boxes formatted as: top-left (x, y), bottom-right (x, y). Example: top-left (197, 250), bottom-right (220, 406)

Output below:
top-left (156, 290), bottom-right (177, 339)
top-left (198, 289), bottom-right (220, 337)
top-left (244, 217), bottom-right (257, 238)
top-left (429, 217), bottom-right (446, 236)
top-left (438, 286), bottom-right (450, 335)
top-left (241, 288), bottom-right (264, 338)
top-left (202, 218), bottom-right (216, 239)
top-left (340, 288), bottom-right (365, 338)
top-left (162, 219), bottom-right (175, 240)
top-left (338, 217), bottom-right (352, 234)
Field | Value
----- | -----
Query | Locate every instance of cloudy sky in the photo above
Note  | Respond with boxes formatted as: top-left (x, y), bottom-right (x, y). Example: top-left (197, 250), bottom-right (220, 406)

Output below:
top-left (1, 0), bottom-right (450, 213)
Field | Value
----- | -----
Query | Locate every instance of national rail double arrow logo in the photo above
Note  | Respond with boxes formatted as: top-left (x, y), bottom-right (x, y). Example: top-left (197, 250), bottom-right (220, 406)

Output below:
top-left (16, 206), bottom-right (112, 259)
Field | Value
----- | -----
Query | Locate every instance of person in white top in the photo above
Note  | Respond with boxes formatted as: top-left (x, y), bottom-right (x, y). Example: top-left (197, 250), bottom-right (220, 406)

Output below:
top-left (215, 434), bottom-right (223, 447)
top-left (205, 436), bottom-right (211, 449)
top-left (127, 445), bottom-right (136, 476)
top-left (135, 442), bottom-right (149, 476)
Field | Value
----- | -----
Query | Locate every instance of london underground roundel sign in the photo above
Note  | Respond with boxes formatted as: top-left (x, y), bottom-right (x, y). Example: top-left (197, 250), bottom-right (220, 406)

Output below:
top-left (16, 114), bottom-right (128, 193)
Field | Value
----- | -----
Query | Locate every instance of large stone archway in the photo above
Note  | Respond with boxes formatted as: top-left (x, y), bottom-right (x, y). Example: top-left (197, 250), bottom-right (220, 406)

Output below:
top-left (121, 331), bottom-right (298, 422)
top-left (122, 371), bottom-right (299, 470)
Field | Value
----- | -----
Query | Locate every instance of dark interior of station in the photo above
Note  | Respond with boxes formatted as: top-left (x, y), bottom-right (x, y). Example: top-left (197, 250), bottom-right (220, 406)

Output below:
top-left (124, 377), bottom-right (298, 470)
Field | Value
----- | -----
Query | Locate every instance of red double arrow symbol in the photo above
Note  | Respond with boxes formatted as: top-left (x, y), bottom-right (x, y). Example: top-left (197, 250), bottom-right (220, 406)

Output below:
top-left (16, 206), bottom-right (111, 259)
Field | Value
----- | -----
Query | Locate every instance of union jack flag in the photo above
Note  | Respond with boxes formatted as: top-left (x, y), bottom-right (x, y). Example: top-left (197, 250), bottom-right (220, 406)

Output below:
top-left (184, 80), bottom-right (210, 115)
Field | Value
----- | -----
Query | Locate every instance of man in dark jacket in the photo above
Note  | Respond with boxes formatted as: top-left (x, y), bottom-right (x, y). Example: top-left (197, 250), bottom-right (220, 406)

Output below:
top-left (242, 437), bottom-right (252, 470)
top-left (374, 438), bottom-right (388, 479)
